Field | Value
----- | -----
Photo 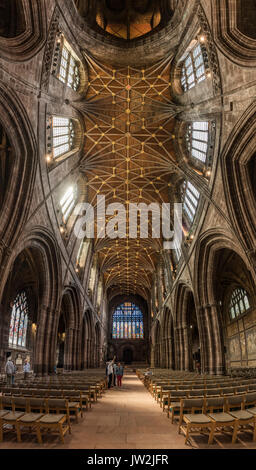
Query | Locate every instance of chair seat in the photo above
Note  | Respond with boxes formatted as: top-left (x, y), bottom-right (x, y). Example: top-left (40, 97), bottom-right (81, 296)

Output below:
top-left (18, 413), bottom-right (44, 423)
top-left (247, 407), bottom-right (256, 416)
top-left (208, 412), bottom-right (236, 423)
top-left (39, 414), bottom-right (65, 424)
top-left (184, 414), bottom-right (212, 424)
top-left (0, 411), bottom-right (10, 418)
top-left (229, 410), bottom-right (255, 421)
top-left (68, 402), bottom-right (79, 408)
top-left (3, 412), bottom-right (25, 421)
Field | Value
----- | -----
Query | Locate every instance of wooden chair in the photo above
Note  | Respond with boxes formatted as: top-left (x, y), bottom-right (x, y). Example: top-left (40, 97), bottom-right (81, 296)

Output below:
top-left (225, 395), bottom-right (256, 443)
top-left (37, 413), bottom-right (70, 444)
top-left (0, 410), bottom-right (11, 442)
top-left (178, 398), bottom-right (214, 445)
top-left (167, 391), bottom-right (187, 422)
top-left (205, 397), bottom-right (239, 444)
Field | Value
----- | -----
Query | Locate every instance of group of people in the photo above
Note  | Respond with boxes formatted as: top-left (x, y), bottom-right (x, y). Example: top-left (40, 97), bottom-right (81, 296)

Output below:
top-left (5, 356), bottom-right (31, 384)
top-left (106, 356), bottom-right (124, 389)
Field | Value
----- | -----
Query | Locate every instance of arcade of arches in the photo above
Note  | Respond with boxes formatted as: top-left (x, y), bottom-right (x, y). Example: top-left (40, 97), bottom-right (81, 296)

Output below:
top-left (0, 0), bottom-right (256, 383)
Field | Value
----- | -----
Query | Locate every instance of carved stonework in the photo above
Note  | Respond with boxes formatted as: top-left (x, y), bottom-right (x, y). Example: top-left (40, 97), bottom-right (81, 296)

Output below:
top-left (197, 5), bottom-right (222, 95)
top-left (41, 8), bottom-right (60, 92)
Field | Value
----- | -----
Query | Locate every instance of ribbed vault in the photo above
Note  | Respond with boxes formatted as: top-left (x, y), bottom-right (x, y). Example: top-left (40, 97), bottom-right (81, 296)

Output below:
top-left (77, 53), bottom-right (182, 298)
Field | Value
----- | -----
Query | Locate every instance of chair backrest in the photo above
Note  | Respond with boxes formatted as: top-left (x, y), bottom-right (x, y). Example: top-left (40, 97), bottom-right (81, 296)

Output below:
top-left (189, 390), bottom-right (204, 397)
top-left (205, 397), bottom-right (225, 412)
top-left (181, 398), bottom-right (205, 412)
top-left (48, 390), bottom-right (63, 397)
top-left (248, 385), bottom-right (256, 391)
top-left (205, 389), bottom-right (220, 396)
top-left (12, 397), bottom-right (28, 411)
top-left (171, 391), bottom-right (187, 398)
top-left (28, 397), bottom-right (46, 412)
top-left (34, 389), bottom-right (48, 397)
top-left (244, 392), bottom-right (256, 406)
top-left (1, 396), bottom-right (13, 410)
top-left (192, 385), bottom-right (205, 390)
top-left (222, 387), bottom-right (234, 395)
top-left (46, 398), bottom-right (68, 412)
top-left (226, 395), bottom-right (244, 411)
top-left (236, 386), bottom-right (247, 394)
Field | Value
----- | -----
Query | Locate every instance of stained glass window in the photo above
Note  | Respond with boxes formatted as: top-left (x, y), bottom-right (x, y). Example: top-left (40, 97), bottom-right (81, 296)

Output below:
top-left (51, 116), bottom-right (75, 159)
top-left (181, 43), bottom-right (206, 92)
top-left (229, 288), bottom-right (250, 320)
top-left (112, 302), bottom-right (144, 339)
top-left (186, 121), bottom-right (209, 163)
top-left (9, 292), bottom-right (29, 348)
top-left (57, 43), bottom-right (80, 91)
top-left (183, 181), bottom-right (200, 225)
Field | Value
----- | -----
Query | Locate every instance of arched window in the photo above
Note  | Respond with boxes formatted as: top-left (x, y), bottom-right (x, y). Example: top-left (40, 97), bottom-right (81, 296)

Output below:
top-left (60, 185), bottom-right (77, 223)
top-left (76, 240), bottom-right (90, 269)
top-left (56, 39), bottom-right (81, 91)
top-left (181, 42), bottom-right (207, 92)
top-left (229, 288), bottom-right (250, 320)
top-left (51, 116), bottom-right (76, 159)
top-left (9, 292), bottom-right (28, 348)
top-left (112, 302), bottom-right (144, 339)
top-left (183, 181), bottom-right (200, 224)
top-left (186, 121), bottom-right (209, 163)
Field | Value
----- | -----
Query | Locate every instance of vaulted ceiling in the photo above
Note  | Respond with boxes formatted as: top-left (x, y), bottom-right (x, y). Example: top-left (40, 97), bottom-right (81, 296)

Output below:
top-left (77, 53), bottom-right (181, 299)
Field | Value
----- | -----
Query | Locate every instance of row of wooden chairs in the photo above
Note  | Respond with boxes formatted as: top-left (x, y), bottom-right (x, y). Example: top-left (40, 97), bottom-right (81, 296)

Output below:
top-left (160, 385), bottom-right (256, 412)
top-left (0, 372), bottom-right (107, 444)
top-left (0, 396), bottom-right (79, 444)
top-left (178, 393), bottom-right (256, 445)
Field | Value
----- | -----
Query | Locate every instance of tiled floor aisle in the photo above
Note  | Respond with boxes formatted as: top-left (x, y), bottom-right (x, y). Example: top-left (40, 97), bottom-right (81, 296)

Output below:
top-left (1, 372), bottom-right (256, 449)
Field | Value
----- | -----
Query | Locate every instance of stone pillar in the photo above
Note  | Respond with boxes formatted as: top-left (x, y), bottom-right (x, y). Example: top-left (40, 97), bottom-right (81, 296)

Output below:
top-left (34, 305), bottom-right (49, 375)
top-left (174, 325), bottom-right (191, 371)
top-left (150, 345), bottom-right (155, 367)
top-left (198, 305), bottom-right (226, 375)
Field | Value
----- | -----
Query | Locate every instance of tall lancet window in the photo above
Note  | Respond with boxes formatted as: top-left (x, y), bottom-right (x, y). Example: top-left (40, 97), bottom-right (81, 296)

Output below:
top-left (112, 302), bottom-right (144, 339)
top-left (9, 292), bottom-right (29, 348)
top-left (181, 43), bottom-right (206, 92)
top-left (186, 121), bottom-right (209, 163)
top-left (183, 181), bottom-right (200, 224)
top-left (51, 117), bottom-right (75, 159)
top-left (229, 288), bottom-right (250, 320)
top-left (57, 40), bottom-right (80, 91)
top-left (60, 185), bottom-right (77, 223)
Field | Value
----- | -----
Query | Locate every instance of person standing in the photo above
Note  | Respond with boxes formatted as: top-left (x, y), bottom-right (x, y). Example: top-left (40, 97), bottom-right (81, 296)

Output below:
top-left (5, 357), bottom-right (14, 386)
top-left (23, 360), bottom-right (30, 381)
top-left (107, 356), bottom-right (115, 389)
top-left (116, 363), bottom-right (124, 387)
top-left (113, 361), bottom-right (117, 387)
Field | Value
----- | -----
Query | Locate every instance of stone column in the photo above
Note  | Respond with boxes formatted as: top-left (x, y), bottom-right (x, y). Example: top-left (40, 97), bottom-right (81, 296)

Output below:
top-left (174, 325), bottom-right (191, 371)
top-left (198, 305), bottom-right (225, 375)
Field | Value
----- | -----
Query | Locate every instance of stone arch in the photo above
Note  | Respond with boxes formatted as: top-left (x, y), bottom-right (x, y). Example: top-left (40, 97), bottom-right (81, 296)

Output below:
top-left (174, 283), bottom-right (199, 372)
top-left (212, 0), bottom-right (256, 67)
top-left (0, 82), bottom-right (37, 276)
top-left (56, 286), bottom-right (81, 371)
top-left (81, 309), bottom-right (95, 368)
top-left (161, 307), bottom-right (175, 369)
top-left (95, 321), bottom-right (101, 367)
top-left (0, 228), bottom-right (62, 375)
top-left (222, 102), bottom-right (256, 263)
top-left (152, 319), bottom-right (161, 367)
top-left (0, 0), bottom-right (47, 62)
top-left (194, 230), bottom-right (256, 374)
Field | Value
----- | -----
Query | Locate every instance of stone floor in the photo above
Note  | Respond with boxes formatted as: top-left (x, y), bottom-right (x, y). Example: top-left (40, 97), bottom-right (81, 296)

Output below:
top-left (0, 372), bottom-right (256, 449)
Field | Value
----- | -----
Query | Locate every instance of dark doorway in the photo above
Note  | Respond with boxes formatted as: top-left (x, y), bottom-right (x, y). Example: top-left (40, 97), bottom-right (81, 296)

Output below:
top-left (123, 348), bottom-right (133, 364)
